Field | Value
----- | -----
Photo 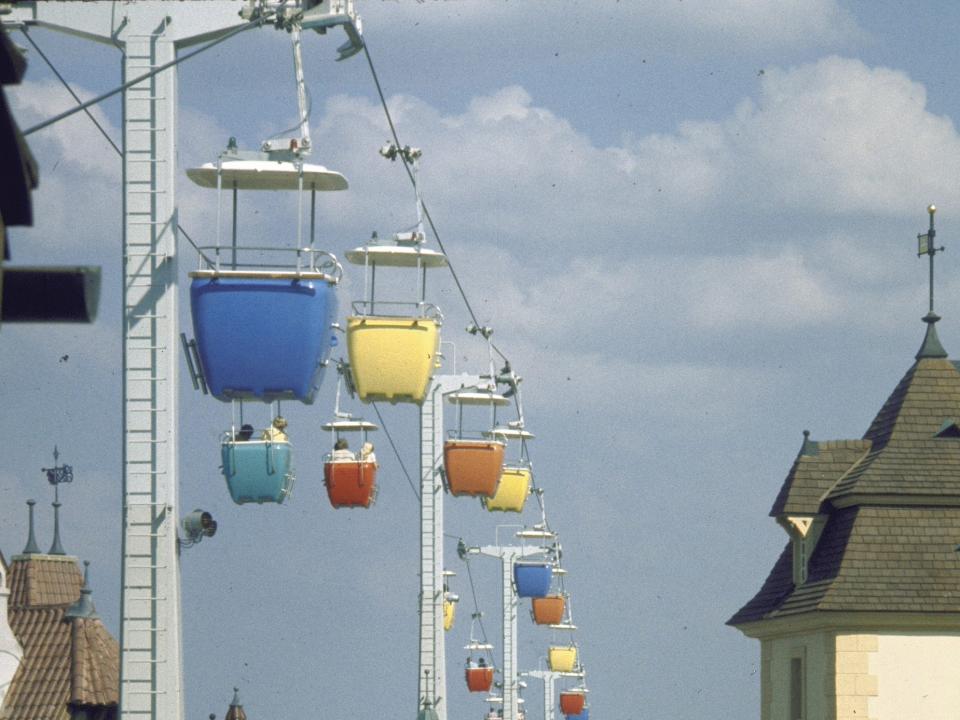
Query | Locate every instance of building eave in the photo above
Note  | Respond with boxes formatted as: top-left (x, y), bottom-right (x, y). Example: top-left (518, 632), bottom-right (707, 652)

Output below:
top-left (732, 610), bottom-right (960, 640)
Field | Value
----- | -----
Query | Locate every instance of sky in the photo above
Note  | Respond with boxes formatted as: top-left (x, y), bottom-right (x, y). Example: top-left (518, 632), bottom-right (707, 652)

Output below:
top-left (4, 1), bottom-right (960, 718)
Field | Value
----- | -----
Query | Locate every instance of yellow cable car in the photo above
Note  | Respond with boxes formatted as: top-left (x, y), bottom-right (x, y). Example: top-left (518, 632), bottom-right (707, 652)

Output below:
top-left (483, 426), bottom-right (535, 512)
top-left (344, 146), bottom-right (447, 404)
top-left (443, 569), bottom-right (459, 631)
top-left (444, 594), bottom-right (458, 631)
top-left (548, 645), bottom-right (578, 673)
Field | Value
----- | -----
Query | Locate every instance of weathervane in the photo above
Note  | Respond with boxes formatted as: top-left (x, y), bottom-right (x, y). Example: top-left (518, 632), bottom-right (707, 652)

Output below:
top-left (42, 445), bottom-right (73, 504)
top-left (917, 204), bottom-right (944, 315)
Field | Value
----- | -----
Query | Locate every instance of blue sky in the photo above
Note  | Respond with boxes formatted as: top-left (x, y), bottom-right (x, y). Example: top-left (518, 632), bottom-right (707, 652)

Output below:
top-left (5, 1), bottom-right (960, 717)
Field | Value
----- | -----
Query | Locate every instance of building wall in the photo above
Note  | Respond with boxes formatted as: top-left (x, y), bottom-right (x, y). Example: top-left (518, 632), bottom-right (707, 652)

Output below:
top-left (869, 633), bottom-right (960, 720)
top-left (765, 630), bottom-right (835, 720)
top-left (0, 565), bottom-right (23, 710)
top-left (762, 630), bottom-right (960, 720)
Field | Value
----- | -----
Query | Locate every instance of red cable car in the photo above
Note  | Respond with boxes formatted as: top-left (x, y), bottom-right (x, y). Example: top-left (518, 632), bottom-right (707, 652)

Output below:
top-left (322, 416), bottom-right (379, 509)
top-left (559, 691), bottom-right (587, 716)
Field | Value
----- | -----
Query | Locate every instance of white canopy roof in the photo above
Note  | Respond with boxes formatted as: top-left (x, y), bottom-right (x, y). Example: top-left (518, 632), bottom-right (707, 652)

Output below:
top-left (345, 244), bottom-right (447, 268)
top-left (186, 160), bottom-right (348, 191)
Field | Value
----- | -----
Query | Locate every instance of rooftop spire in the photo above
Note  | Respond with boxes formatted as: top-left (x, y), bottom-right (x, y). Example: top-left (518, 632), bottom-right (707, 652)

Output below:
top-left (22, 500), bottom-right (39, 555)
top-left (916, 205), bottom-right (948, 359)
top-left (799, 429), bottom-right (819, 457)
top-left (64, 561), bottom-right (99, 620)
top-left (49, 501), bottom-right (65, 555)
top-left (225, 687), bottom-right (247, 720)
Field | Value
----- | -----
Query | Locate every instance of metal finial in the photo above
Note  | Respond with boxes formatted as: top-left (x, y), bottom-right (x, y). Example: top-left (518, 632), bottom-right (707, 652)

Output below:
top-left (43, 447), bottom-right (73, 505)
top-left (22, 500), bottom-right (40, 555)
top-left (64, 560), bottom-right (99, 620)
top-left (917, 204), bottom-right (944, 315)
top-left (49, 501), bottom-right (65, 555)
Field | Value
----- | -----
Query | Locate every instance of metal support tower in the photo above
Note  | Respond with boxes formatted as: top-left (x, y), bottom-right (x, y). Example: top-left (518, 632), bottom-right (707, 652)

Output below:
top-left (3, 4), bottom-right (243, 719)
top-left (418, 374), bottom-right (480, 720)
top-left (522, 669), bottom-right (584, 720)
top-left (466, 534), bottom-right (554, 720)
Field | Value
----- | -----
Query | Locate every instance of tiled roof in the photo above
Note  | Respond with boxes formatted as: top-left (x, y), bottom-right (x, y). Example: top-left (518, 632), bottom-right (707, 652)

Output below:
top-left (9, 555), bottom-right (82, 608)
top-left (731, 337), bottom-right (960, 628)
top-left (769, 439), bottom-right (871, 516)
top-left (2, 554), bottom-right (118, 719)
top-left (730, 506), bottom-right (960, 624)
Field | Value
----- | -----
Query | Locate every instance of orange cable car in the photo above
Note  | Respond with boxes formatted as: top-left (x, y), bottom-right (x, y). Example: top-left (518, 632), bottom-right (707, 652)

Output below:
top-left (444, 388), bottom-right (508, 497)
top-left (531, 595), bottom-right (565, 625)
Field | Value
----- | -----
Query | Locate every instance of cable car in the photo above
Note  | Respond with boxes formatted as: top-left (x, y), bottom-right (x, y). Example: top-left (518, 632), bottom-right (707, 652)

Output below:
top-left (559, 690), bottom-right (587, 717)
top-left (444, 592), bottom-right (459, 632)
top-left (547, 645), bottom-right (578, 673)
top-left (321, 372), bottom-right (379, 508)
top-left (531, 594), bottom-right (565, 625)
top-left (185, 143), bottom-right (345, 404)
top-left (344, 146), bottom-right (446, 404)
top-left (513, 561), bottom-right (553, 598)
top-left (465, 614), bottom-right (495, 692)
top-left (482, 427), bottom-right (534, 512)
top-left (220, 420), bottom-right (295, 504)
top-left (183, 27), bottom-right (351, 405)
top-left (464, 644), bottom-right (495, 692)
top-left (322, 418), bottom-right (379, 508)
top-left (444, 569), bottom-right (459, 632)
top-left (444, 388), bottom-right (508, 497)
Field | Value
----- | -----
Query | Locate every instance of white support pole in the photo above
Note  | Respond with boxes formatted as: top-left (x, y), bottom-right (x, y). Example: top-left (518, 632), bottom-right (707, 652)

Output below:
top-left (418, 374), bottom-right (480, 720)
top-left (1, 6), bottom-right (247, 720)
top-left (473, 543), bottom-right (551, 720)
top-left (522, 669), bottom-right (583, 720)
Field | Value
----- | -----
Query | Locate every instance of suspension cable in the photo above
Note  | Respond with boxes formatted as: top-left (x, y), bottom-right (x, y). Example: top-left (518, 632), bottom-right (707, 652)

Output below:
top-left (361, 39), bottom-right (508, 363)
top-left (18, 28), bottom-right (231, 266)
top-left (370, 401), bottom-right (419, 502)
top-left (23, 15), bottom-right (267, 137)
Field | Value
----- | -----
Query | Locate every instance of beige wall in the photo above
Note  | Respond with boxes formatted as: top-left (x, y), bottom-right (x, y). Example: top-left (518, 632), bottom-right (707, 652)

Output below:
top-left (870, 633), bottom-right (960, 720)
top-left (761, 630), bottom-right (960, 720)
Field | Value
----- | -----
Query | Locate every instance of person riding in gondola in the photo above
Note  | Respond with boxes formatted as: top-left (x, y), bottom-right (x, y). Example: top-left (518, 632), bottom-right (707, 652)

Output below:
top-left (360, 441), bottom-right (377, 465)
top-left (331, 437), bottom-right (354, 461)
top-left (262, 416), bottom-right (289, 442)
top-left (235, 424), bottom-right (255, 441)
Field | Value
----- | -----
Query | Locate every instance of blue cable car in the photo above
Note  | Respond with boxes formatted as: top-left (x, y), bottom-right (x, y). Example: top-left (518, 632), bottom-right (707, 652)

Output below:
top-left (513, 562), bottom-right (553, 598)
top-left (183, 145), bottom-right (348, 404)
top-left (221, 434), bottom-right (295, 505)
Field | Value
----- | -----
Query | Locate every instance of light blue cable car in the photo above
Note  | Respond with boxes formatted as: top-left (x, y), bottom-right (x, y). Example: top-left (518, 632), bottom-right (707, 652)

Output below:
top-left (221, 433), bottom-right (295, 505)
top-left (182, 143), bottom-right (347, 404)
top-left (513, 562), bottom-right (553, 598)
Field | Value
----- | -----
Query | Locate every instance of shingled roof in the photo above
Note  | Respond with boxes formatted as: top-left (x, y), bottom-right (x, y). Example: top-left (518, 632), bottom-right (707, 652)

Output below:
top-left (731, 320), bottom-right (960, 628)
top-left (2, 554), bottom-right (118, 720)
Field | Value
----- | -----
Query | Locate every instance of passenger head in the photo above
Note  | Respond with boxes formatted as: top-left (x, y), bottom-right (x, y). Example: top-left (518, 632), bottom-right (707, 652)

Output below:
top-left (273, 416), bottom-right (288, 430)
top-left (361, 441), bottom-right (374, 456)
top-left (238, 424), bottom-right (254, 441)
top-left (334, 438), bottom-right (349, 450)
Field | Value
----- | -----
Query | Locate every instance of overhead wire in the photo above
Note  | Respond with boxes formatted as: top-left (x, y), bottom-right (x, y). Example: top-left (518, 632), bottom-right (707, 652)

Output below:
top-left (19, 27), bottom-right (221, 267)
top-left (23, 17), bottom-right (427, 512)
top-left (361, 39), bottom-right (509, 364)
top-left (22, 15), bottom-right (267, 137)
top-left (370, 400), bottom-right (419, 502)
